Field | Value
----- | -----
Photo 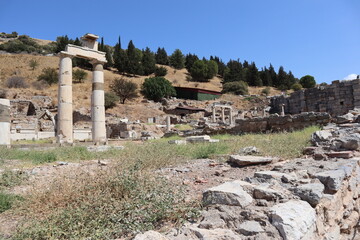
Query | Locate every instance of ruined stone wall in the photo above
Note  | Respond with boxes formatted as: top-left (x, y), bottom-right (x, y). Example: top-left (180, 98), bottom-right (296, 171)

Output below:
top-left (271, 79), bottom-right (360, 116)
top-left (230, 112), bottom-right (331, 133)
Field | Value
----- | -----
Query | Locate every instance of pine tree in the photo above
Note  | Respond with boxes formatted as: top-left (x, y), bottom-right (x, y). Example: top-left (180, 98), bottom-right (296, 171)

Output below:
top-left (126, 41), bottom-right (143, 75)
top-left (142, 47), bottom-right (156, 75)
top-left (277, 66), bottom-right (288, 89)
top-left (223, 60), bottom-right (244, 83)
top-left (73, 37), bottom-right (81, 46)
top-left (155, 47), bottom-right (169, 65)
top-left (185, 53), bottom-right (199, 71)
top-left (269, 64), bottom-right (278, 87)
top-left (247, 62), bottom-right (262, 86)
top-left (169, 49), bottom-right (185, 69)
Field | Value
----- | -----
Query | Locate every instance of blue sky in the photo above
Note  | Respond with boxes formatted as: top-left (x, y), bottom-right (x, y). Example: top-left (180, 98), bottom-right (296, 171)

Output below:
top-left (1, 0), bottom-right (359, 83)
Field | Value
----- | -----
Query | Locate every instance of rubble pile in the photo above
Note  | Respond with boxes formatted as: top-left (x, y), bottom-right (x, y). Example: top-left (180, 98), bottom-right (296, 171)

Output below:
top-left (135, 116), bottom-right (360, 240)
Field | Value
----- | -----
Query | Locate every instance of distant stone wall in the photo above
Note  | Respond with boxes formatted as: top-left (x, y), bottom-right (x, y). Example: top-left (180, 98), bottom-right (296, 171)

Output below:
top-left (231, 112), bottom-right (331, 133)
top-left (270, 79), bottom-right (360, 116)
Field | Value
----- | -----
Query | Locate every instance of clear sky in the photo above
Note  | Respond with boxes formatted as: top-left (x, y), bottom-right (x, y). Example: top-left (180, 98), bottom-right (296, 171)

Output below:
top-left (1, 0), bottom-right (359, 83)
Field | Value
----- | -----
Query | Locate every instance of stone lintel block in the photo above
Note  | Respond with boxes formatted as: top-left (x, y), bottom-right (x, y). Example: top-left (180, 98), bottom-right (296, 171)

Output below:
top-left (325, 151), bottom-right (353, 159)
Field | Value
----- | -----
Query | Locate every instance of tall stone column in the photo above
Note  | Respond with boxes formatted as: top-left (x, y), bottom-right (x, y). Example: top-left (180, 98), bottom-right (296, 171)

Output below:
top-left (57, 52), bottom-right (74, 143)
top-left (0, 99), bottom-right (11, 146)
top-left (91, 61), bottom-right (106, 143)
top-left (229, 108), bottom-right (234, 126)
top-left (281, 104), bottom-right (285, 116)
top-left (221, 107), bottom-right (225, 123)
top-left (166, 116), bottom-right (171, 132)
top-left (212, 107), bottom-right (216, 122)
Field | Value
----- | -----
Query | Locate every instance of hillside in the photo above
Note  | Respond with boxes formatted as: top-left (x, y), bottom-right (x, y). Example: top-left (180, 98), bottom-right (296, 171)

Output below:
top-left (0, 53), bottom-right (282, 120)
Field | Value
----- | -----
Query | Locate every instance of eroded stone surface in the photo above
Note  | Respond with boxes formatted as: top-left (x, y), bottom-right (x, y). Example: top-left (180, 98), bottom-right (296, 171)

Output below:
top-left (228, 155), bottom-right (273, 167)
top-left (291, 183), bottom-right (324, 207)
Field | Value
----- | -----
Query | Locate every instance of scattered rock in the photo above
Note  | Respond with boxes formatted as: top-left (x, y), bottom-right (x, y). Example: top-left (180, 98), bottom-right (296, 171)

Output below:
top-left (228, 155), bottom-right (273, 167)
top-left (203, 180), bottom-right (253, 207)
top-left (254, 171), bottom-right (295, 182)
top-left (325, 151), bottom-right (354, 159)
top-left (168, 140), bottom-right (187, 145)
top-left (86, 145), bottom-right (124, 152)
top-left (270, 200), bottom-right (316, 240)
top-left (336, 113), bottom-right (354, 124)
top-left (311, 130), bottom-right (333, 144)
top-left (188, 227), bottom-right (242, 240)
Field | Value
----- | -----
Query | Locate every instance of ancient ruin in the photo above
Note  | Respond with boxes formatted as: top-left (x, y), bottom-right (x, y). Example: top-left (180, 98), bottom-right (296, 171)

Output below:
top-left (0, 98), bottom-right (10, 146)
top-left (57, 33), bottom-right (107, 144)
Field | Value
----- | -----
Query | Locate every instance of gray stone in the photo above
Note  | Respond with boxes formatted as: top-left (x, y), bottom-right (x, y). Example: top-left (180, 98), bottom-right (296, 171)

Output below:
top-left (314, 169), bottom-right (346, 193)
top-left (238, 221), bottom-right (264, 236)
top-left (291, 183), bottom-right (324, 207)
top-left (229, 155), bottom-right (273, 167)
top-left (186, 135), bottom-right (211, 143)
top-left (338, 133), bottom-right (360, 150)
top-left (336, 113), bottom-right (354, 124)
top-left (270, 200), bottom-right (316, 240)
top-left (203, 180), bottom-right (253, 207)
top-left (134, 230), bottom-right (169, 240)
top-left (168, 140), bottom-right (187, 145)
top-left (253, 185), bottom-right (287, 201)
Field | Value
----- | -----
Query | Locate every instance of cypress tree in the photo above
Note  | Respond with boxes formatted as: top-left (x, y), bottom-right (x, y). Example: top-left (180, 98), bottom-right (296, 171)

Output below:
top-left (126, 40), bottom-right (143, 75)
top-left (142, 47), bottom-right (156, 75)
top-left (277, 66), bottom-right (288, 89)
top-left (247, 62), bottom-right (262, 86)
top-left (269, 64), bottom-right (278, 87)
top-left (155, 47), bottom-right (169, 65)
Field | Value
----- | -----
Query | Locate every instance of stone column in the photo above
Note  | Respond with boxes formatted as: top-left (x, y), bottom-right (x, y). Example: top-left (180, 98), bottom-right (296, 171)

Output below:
top-left (221, 107), bottom-right (225, 123)
top-left (57, 52), bottom-right (74, 143)
top-left (91, 61), bottom-right (106, 143)
top-left (166, 116), bottom-right (171, 132)
top-left (281, 104), bottom-right (285, 116)
top-left (229, 108), bottom-right (234, 126)
top-left (212, 107), bottom-right (216, 122)
top-left (0, 99), bottom-right (11, 146)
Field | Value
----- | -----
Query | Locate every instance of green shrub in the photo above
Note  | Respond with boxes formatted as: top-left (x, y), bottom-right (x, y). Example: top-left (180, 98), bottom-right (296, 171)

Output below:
top-left (72, 69), bottom-right (88, 83)
top-left (154, 66), bottom-right (167, 77)
top-left (0, 169), bottom-right (28, 188)
top-left (0, 192), bottom-right (22, 213)
top-left (291, 83), bottom-right (303, 91)
top-left (261, 87), bottom-right (271, 96)
top-left (29, 59), bottom-right (39, 71)
top-left (6, 76), bottom-right (28, 88)
top-left (37, 68), bottom-right (58, 85)
top-left (141, 77), bottom-right (176, 102)
top-left (104, 92), bottom-right (119, 109)
top-left (222, 81), bottom-right (248, 95)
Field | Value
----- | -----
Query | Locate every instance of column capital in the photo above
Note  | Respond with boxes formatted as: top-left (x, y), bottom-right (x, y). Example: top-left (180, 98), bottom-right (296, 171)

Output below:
top-left (59, 51), bottom-right (76, 59)
top-left (90, 59), bottom-right (106, 66)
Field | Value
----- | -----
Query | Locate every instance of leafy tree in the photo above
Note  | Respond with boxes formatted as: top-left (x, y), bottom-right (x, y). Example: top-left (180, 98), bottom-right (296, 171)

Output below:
top-left (223, 60), bottom-right (244, 83)
top-left (206, 60), bottom-right (218, 79)
top-left (141, 47), bottom-right (156, 75)
top-left (55, 35), bottom-right (70, 53)
top-left (104, 92), bottom-right (119, 109)
top-left (169, 49), bottom-right (185, 69)
top-left (141, 77), bottom-right (176, 101)
top-left (110, 78), bottom-right (138, 104)
top-left (72, 69), bottom-right (88, 83)
top-left (190, 60), bottom-right (208, 82)
top-left (222, 81), bottom-right (248, 95)
top-left (185, 53), bottom-right (199, 71)
top-left (154, 66), bottom-right (167, 77)
top-left (291, 83), bottom-right (303, 91)
top-left (38, 68), bottom-right (58, 85)
top-left (299, 75), bottom-right (316, 88)
top-left (29, 59), bottom-right (39, 71)
top-left (155, 47), bottom-right (169, 65)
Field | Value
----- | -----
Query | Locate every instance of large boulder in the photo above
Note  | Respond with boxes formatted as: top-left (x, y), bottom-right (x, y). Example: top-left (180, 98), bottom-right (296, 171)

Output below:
top-left (269, 200), bottom-right (316, 240)
top-left (203, 181), bottom-right (253, 207)
top-left (314, 170), bottom-right (346, 193)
